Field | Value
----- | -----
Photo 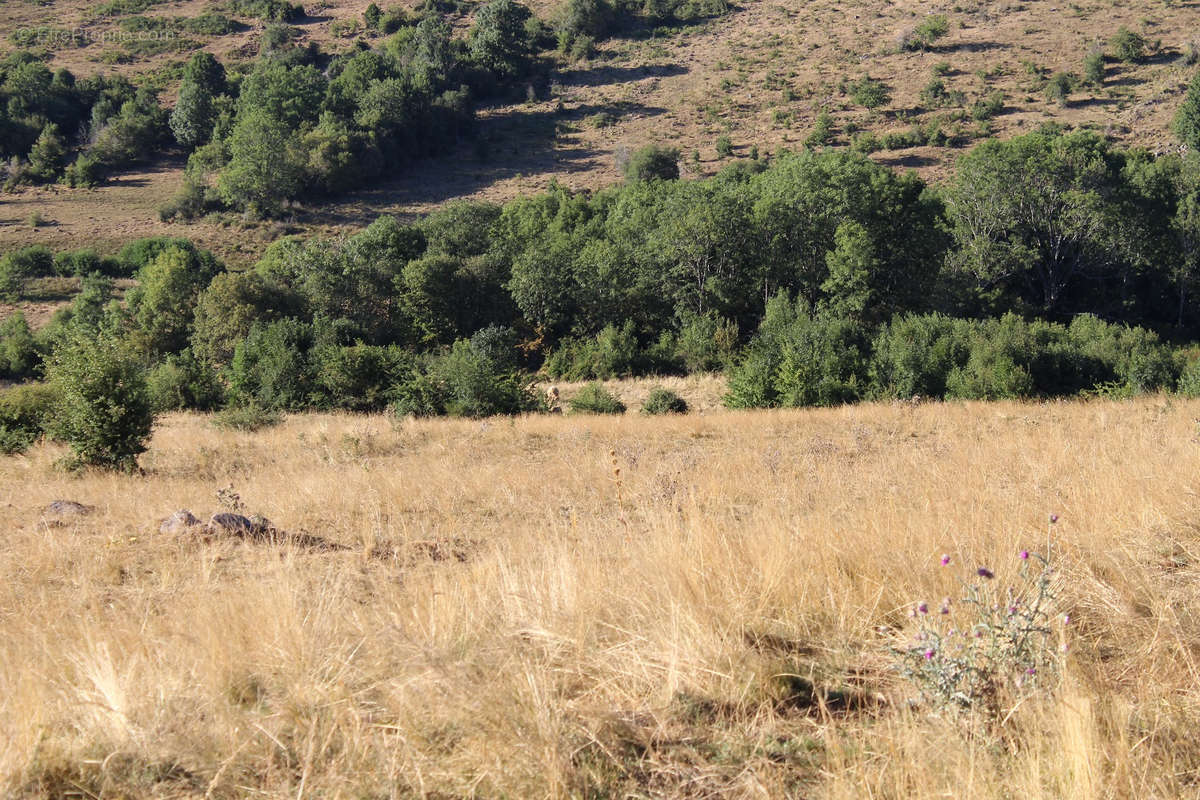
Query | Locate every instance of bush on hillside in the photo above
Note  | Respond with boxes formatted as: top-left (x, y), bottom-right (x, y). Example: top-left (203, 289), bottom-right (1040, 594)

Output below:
top-left (0, 383), bottom-right (56, 455)
top-left (0, 312), bottom-right (39, 380)
top-left (624, 145), bottom-right (680, 182)
top-left (392, 338), bottom-right (542, 418)
top-left (642, 387), bottom-right (688, 414)
top-left (212, 403), bottom-right (283, 431)
top-left (229, 318), bottom-right (318, 411)
top-left (146, 350), bottom-right (225, 412)
top-left (569, 381), bottom-right (626, 414)
top-left (44, 333), bottom-right (155, 470)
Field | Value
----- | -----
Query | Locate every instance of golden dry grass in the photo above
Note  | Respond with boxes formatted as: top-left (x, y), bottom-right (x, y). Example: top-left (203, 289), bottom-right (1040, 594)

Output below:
top-left (2, 397), bottom-right (1200, 797)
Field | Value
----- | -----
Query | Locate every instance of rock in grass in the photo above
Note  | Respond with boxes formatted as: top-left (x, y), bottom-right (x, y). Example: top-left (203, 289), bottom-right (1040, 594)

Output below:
top-left (200, 511), bottom-right (348, 552)
top-left (159, 510), bottom-right (201, 534)
top-left (207, 512), bottom-right (272, 537)
top-left (45, 500), bottom-right (94, 516)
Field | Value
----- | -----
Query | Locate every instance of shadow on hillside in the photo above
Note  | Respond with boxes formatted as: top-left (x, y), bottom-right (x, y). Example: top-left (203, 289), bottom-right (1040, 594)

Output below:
top-left (311, 66), bottom-right (678, 222)
top-left (1069, 96), bottom-right (1116, 109)
top-left (875, 153), bottom-right (940, 169)
top-left (937, 40), bottom-right (1008, 54)
top-left (311, 105), bottom-right (605, 225)
top-left (1144, 48), bottom-right (1182, 65)
top-left (1108, 74), bottom-right (1147, 88)
top-left (566, 100), bottom-right (669, 123)
top-left (95, 155), bottom-right (188, 189)
top-left (557, 63), bottom-right (688, 88)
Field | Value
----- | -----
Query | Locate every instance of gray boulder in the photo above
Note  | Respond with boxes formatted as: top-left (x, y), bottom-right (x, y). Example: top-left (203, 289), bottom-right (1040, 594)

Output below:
top-left (207, 512), bottom-right (273, 537)
top-left (159, 510), bottom-right (201, 534)
top-left (45, 500), bottom-right (94, 516)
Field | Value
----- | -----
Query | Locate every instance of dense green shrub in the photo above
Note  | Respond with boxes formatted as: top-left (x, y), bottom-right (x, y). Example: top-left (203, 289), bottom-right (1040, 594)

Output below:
top-left (944, 316), bottom-right (1037, 400)
top-left (52, 248), bottom-right (118, 277)
top-left (1175, 70), bottom-right (1200, 151)
top-left (314, 343), bottom-right (414, 411)
top-left (0, 312), bottom-right (39, 379)
top-left (849, 76), bottom-right (891, 108)
top-left (870, 313), bottom-right (969, 399)
top-left (568, 381), bottom-right (625, 413)
top-left (624, 144), bottom-right (680, 182)
top-left (229, 318), bottom-right (318, 410)
top-left (545, 321), bottom-right (641, 380)
top-left (393, 338), bottom-right (542, 418)
top-left (675, 312), bottom-right (737, 372)
top-left (191, 270), bottom-right (296, 367)
top-left (726, 294), bottom-right (870, 408)
top-left (1063, 314), bottom-right (1176, 393)
top-left (0, 246), bottom-right (54, 299)
top-left (1083, 47), bottom-right (1105, 86)
top-left (44, 333), bottom-right (155, 470)
top-left (805, 111), bottom-right (835, 148)
top-left (146, 350), bottom-right (224, 412)
top-left (555, 0), bottom-right (613, 46)
top-left (87, 90), bottom-right (168, 169)
top-left (902, 15), bottom-right (950, 51)
top-left (772, 313), bottom-right (871, 407)
top-left (212, 403), bottom-right (282, 431)
top-left (730, 306), bottom-right (1178, 408)
top-left (126, 244), bottom-right (223, 357)
top-left (1110, 27), bottom-right (1146, 63)
top-left (1178, 355), bottom-right (1200, 397)
top-left (116, 237), bottom-right (205, 277)
top-left (1044, 72), bottom-right (1074, 106)
top-left (642, 0), bottom-right (728, 23)
top-left (468, 0), bottom-right (536, 80)
top-left (27, 123), bottom-right (68, 181)
top-left (229, 0), bottom-right (305, 21)
top-left (642, 386), bottom-right (687, 414)
top-left (431, 338), bottom-right (541, 417)
top-left (0, 382), bottom-right (55, 454)
top-left (970, 90), bottom-right (1005, 120)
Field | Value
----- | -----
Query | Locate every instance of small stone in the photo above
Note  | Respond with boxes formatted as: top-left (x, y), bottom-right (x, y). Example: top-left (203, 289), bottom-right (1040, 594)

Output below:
top-left (159, 510), bottom-right (200, 534)
top-left (45, 500), bottom-right (94, 516)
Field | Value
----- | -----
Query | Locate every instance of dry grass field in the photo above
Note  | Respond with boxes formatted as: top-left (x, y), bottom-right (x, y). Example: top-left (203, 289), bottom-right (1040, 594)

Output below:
top-left (3, 396), bottom-right (1200, 798)
top-left (3, 0), bottom-right (1200, 260)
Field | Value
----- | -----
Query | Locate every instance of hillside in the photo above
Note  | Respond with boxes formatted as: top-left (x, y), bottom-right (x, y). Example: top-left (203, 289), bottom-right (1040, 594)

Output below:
top-left (3, 397), bottom-right (1200, 796)
top-left (1, 0), bottom-right (1198, 263)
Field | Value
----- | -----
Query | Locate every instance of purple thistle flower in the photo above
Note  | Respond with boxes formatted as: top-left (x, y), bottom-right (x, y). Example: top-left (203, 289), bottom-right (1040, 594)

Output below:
top-left (940, 553), bottom-right (951, 566)
top-left (917, 601), bottom-right (929, 614)
top-left (1063, 614), bottom-right (1070, 625)
top-left (1020, 550), bottom-right (1030, 560)
top-left (977, 567), bottom-right (995, 579)
top-left (1026, 667), bottom-right (1036, 675)
top-left (1049, 514), bottom-right (1058, 524)
top-left (1008, 605), bottom-right (1018, 615)
top-left (924, 648), bottom-right (935, 660)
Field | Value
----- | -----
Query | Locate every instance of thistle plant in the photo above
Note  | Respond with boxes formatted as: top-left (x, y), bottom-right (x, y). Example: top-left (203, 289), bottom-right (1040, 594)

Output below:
top-left (893, 518), bottom-right (1066, 714)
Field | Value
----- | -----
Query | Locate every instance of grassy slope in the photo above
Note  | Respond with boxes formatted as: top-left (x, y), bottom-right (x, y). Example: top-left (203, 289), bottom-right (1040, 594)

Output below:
top-left (2, 396), bottom-right (1199, 796)
top-left (1, 0), bottom-right (1197, 264)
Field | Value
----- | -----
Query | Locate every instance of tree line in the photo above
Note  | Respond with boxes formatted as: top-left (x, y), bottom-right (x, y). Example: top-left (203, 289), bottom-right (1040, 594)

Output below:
top-left (5, 127), bottom-right (1200, 467)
